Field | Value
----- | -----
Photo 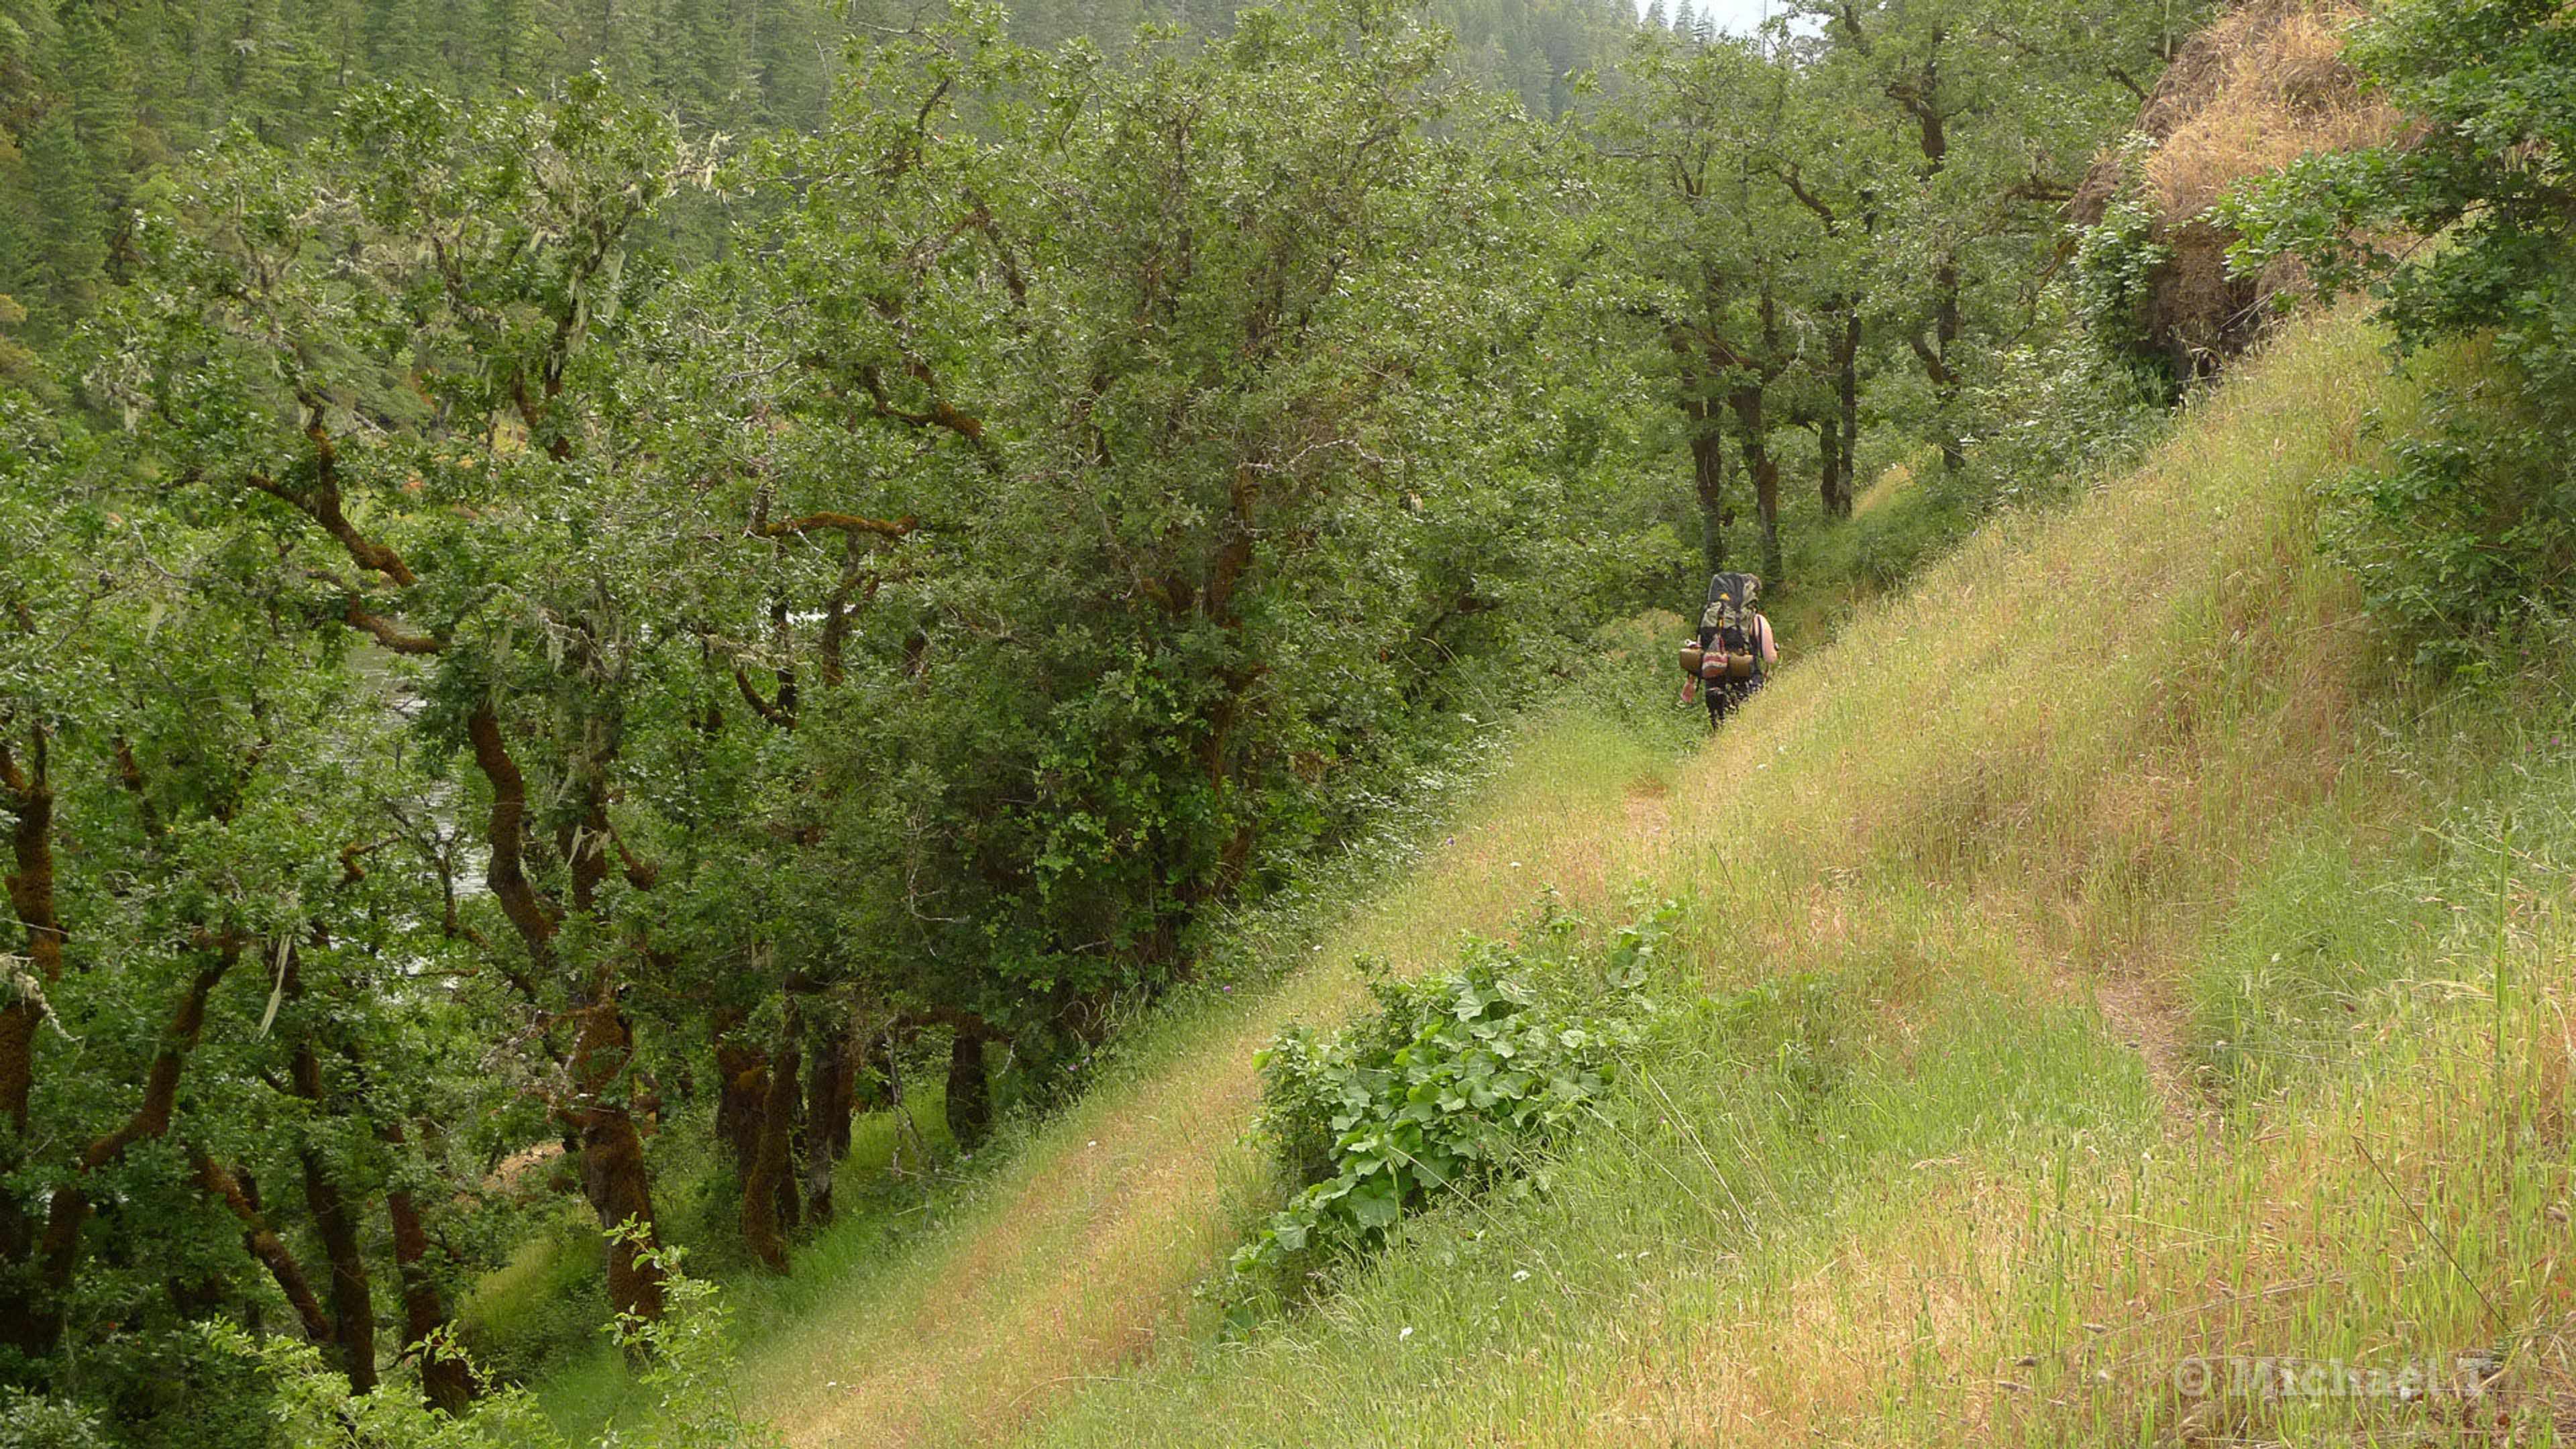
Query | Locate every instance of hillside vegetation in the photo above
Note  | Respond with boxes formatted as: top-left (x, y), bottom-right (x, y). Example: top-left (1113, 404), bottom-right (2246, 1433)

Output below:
top-left (1, 0), bottom-right (2206, 1432)
top-left (15, 0), bottom-right (2576, 1440)
top-left (659, 304), bottom-right (2576, 1446)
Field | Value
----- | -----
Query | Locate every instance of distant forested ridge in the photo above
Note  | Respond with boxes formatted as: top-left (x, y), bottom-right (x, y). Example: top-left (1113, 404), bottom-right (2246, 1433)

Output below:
top-left (0, 0), bottom-right (1650, 351)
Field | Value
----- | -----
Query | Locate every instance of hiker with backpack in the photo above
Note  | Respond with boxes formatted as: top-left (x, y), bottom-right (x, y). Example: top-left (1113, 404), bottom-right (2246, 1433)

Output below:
top-left (1678, 572), bottom-right (1776, 725)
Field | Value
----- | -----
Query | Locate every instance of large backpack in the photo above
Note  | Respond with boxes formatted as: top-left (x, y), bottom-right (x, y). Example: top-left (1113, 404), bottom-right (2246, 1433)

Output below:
top-left (1697, 572), bottom-right (1760, 682)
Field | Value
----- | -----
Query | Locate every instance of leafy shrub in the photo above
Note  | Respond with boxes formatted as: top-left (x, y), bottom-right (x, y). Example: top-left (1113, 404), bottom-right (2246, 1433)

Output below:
top-left (1963, 319), bottom-right (2175, 511)
top-left (0, 1390), bottom-right (108, 1449)
top-left (1226, 903), bottom-right (1672, 1310)
top-left (2319, 365), bottom-right (2576, 671)
top-left (596, 1224), bottom-right (783, 1449)
top-left (2222, 0), bottom-right (2576, 667)
top-left (2070, 141), bottom-right (2177, 364)
top-left (217, 1224), bottom-right (775, 1449)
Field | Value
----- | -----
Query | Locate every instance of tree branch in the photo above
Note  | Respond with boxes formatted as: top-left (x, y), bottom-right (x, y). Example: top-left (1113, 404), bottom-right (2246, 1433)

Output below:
top-left (1907, 327), bottom-right (1960, 388)
top-left (246, 408), bottom-right (419, 587)
top-left (746, 512), bottom-right (917, 541)
top-left (1774, 162), bottom-right (1843, 235)
top-left (733, 667), bottom-right (796, 731)
top-left (193, 1153), bottom-right (336, 1346)
top-left (342, 598), bottom-right (446, 655)
top-left (855, 364), bottom-right (1002, 470)
top-left (465, 704), bottom-right (557, 970)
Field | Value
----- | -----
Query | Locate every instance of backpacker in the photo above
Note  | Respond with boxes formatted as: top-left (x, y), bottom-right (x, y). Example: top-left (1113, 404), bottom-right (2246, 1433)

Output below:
top-left (1697, 572), bottom-right (1760, 682)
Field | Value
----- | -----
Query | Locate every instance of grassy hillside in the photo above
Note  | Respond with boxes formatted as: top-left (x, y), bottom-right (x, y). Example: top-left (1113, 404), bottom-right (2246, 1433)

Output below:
top-left (1014, 306), bottom-right (2576, 1444)
top-left (565, 303), bottom-right (2576, 1445)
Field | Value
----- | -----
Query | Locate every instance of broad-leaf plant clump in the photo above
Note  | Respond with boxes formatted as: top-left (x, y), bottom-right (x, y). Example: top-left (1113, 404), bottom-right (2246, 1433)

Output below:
top-left (1224, 902), bottom-right (1672, 1323)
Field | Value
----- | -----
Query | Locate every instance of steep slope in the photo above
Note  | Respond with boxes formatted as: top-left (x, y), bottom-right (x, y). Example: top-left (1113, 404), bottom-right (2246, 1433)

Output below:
top-left (1015, 306), bottom-right (2576, 1443)
top-left (675, 302), bottom-right (2576, 1446)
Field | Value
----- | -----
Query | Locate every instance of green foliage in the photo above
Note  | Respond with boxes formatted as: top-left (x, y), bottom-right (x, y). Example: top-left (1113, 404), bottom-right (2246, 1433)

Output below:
top-left (2223, 0), bottom-right (2576, 665)
top-left (2320, 366), bottom-right (2576, 668)
top-left (2069, 142), bottom-right (2174, 364)
top-left (207, 1217), bottom-right (773, 1444)
top-left (1962, 319), bottom-right (2174, 506)
top-left (714, 0), bottom-right (1672, 1039)
top-left (234, 1322), bottom-right (570, 1449)
top-left (1597, 0), bottom-right (2203, 583)
top-left (0, 1389), bottom-right (108, 1449)
top-left (211, 1226), bottom-right (773, 1448)
top-left (1226, 902), bottom-right (1672, 1306)
top-left (595, 1226), bottom-right (782, 1449)
top-left (3, 1), bottom-right (1677, 1438)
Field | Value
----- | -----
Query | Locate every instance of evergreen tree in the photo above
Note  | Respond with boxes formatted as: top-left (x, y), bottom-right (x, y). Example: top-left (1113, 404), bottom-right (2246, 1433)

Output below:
top-left (1644, 0), bottom-right (1666, 30)
top-left (479, 0), bottom-right (543, 91)
top-left (21, 110), bottom-right (101, 331)
top-left (55, 1), bottom-right (129, 171)
top-left (659, 0), bottom-right (733, 126)
top-left (0, 0), bottom-right (58, 137)
top-left (364, 0), bottom-right (431, 83)
top-left (0, 172), bottom-right (32, 317)
top-left (1673, 0), bottom-right (1695, 38)
top-left (227, 0), bottom-right (304, 138)
top-left (310, 0), bottom-right (368, 88)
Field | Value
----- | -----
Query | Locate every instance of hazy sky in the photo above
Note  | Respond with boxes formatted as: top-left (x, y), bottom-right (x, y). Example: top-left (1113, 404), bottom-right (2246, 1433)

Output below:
top-left (1664, 0), bottom-right (1782, 31)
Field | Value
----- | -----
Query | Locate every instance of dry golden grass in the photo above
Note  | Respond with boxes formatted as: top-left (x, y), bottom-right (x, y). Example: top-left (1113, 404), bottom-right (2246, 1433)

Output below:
top-left (1578, 1171), bottom-right (2039, 1446)
top-left (2142, 0), bottom-right (2399, 222)
top-left (2076, 0), bottom-right (2406, 371)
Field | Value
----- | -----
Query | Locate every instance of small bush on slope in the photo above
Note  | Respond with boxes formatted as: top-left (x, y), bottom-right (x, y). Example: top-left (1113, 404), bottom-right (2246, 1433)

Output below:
top-left (2229, 0), bottom-right (2576, 668)
top-left (221, 1232), bottom-right (776, 1449)
top-left (1223, 904), bottom-right (1674, 1321)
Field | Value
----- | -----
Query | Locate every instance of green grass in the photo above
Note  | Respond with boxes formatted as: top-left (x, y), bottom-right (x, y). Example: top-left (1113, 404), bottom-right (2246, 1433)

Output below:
top-left (1006, 307), bottom-right (2576, 1445)
top-left (529, 304), bottom-right (2576, 1447)
top-left (515, 1085), bottom-right (965, 1436)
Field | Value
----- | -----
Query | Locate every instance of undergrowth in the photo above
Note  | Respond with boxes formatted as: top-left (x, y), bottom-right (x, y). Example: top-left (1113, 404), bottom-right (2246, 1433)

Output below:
top-left (1220, 901), bottom-right (1674, 1326)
